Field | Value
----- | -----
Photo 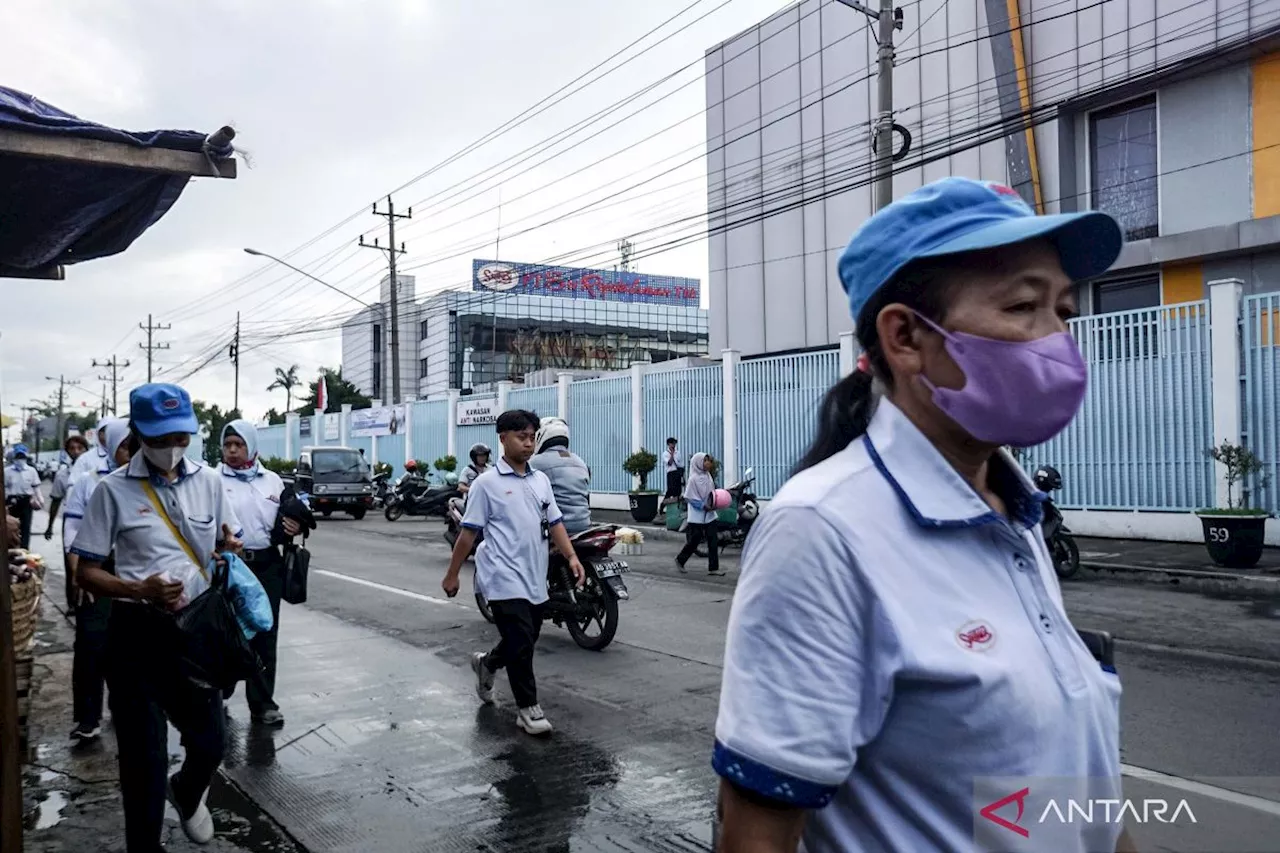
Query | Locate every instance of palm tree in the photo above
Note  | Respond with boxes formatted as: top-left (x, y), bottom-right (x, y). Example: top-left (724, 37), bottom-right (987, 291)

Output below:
top-left (267, 365), bottom-right (301, 412)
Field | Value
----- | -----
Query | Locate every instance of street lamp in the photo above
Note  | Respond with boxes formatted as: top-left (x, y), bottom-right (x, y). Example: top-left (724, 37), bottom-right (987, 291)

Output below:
top-left (243, 248), bottom-right (370, 308)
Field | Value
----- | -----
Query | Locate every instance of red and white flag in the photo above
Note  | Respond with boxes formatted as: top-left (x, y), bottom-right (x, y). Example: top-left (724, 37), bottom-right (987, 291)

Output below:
top-left (317, 374), bottom-right (328, 413)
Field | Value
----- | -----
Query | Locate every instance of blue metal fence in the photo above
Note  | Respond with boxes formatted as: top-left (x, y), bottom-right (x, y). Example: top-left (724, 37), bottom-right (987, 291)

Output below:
top-left (1030, 302), bottom-right (1214, 510)
top-left (411, 399), bottom-right (450, 469)
top-left (510, 384), bottom-right (558, 419)
top-left (379, 434), bottom-right (407, 477)
top-left (1242, 293), bottom-right (1280, 512)
top-left (643, 365), bottom-right (723, 488)
top-left (258, 424), bottom-right (287, 460)
top-left (347, 435), bottom-right (372, 459)
top-left (570, 376), bottom-right (632, 493)
top-left (456, 395), bottom-right (498, 466)
top-left (737, 350), bottom-right (840, 498)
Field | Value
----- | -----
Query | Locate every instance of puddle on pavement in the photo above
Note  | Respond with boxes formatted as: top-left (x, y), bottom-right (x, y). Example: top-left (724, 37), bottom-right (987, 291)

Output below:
top-left (206, 772), bottom-right (305, 853)
top-left (25, 790), bottom-right (69, 831)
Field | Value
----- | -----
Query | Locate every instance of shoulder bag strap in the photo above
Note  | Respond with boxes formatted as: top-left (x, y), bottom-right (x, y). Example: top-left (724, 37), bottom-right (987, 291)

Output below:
top-left (140, 479), bottom-right (210, 582)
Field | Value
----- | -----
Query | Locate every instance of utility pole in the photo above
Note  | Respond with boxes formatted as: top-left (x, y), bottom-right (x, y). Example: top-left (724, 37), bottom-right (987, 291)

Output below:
top-left (836, 0), bottom-right (903, 210)
top-left (358, 196), bottom-right (411, 404)
top-left (92, 355), bottom-right (130, 415)
top-left (100, 384), bottom-right (108, 419)
top-left (139, 314), bottom-right (172, 382)
top-left (44, 375), bottom-right (80, 447)
top-left (229, 312), bottom-right (241, 414)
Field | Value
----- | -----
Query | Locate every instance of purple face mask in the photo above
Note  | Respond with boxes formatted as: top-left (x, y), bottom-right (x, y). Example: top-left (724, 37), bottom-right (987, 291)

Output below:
top-left (914, 314), bottom-right (1087, 446)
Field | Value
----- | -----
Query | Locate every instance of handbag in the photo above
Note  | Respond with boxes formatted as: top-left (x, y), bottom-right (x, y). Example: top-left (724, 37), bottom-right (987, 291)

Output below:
top-left (282, 540), bottom-right (310, 605)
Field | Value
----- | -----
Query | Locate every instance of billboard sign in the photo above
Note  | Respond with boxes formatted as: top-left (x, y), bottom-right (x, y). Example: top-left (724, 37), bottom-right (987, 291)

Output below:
top-left (472, 259), bottom-right (699, 307)
top-left (457, 397), bottom-right (498, 427)
top-left (351, 405), bottom-right (405, 437)
top-left (299, 416), bottom-right (312, 439)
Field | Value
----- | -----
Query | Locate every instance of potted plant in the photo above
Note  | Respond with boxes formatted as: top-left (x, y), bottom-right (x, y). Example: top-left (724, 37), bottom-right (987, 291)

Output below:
top-left (1197, 440), bottom-right (1270, 568)
top-left (623, 449), bottom-right (660, 523)
top-left (433, 455), bottom-right (457, 473)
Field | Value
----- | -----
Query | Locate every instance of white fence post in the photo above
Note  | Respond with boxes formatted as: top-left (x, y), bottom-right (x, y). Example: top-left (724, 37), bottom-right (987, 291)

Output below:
top-left (557, 372), bottom-right (572, 420)
top-left (1209, 278), bottom-right (1244, 508)
top-left (839, 331), bottom-right (858, 378)
top-left (371, 435), bottom-right (379, 467)
top-left (630, 365), bottom-right (644, 453)
top-left (722, 349), bottom-right (740, 486)
top-left (285, 412), bottom-right (298, 459)
top-left (498, 380), bottom-right (513, 412)
top-left (340, 403), bottom-right (353, 446)
top-left (403, 402), bottom-right (414, 464)
top-left (446, 390), bottom-right (459, 457)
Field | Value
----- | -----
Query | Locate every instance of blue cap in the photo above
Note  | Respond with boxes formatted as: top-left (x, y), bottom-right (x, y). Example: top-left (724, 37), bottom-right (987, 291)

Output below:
top-left (837, 177), bottom-right (1123, 321)
top-left (129, 383), bottom-right (199, 438)
top-left (12, 444), bottom-right (29, 457)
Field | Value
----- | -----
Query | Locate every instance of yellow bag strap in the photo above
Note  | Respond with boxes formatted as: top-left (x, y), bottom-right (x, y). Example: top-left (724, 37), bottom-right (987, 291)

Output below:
top-left (140, 480), bottom-right (209, 582)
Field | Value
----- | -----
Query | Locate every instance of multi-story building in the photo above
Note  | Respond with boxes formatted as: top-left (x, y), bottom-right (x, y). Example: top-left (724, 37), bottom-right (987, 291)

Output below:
top-left (340, 261), bottom-right (708, 400)
top-left (705, 0), bottom-right (1280, 355)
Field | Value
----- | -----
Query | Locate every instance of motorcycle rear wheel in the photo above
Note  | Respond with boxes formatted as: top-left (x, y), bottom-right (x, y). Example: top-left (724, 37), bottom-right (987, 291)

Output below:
top-left (1052, 534), bottom-right (1081, 580)
top-left (475, 591), bottom-right (495, 623)
top-left (565, 569), bottom-right (620, 651)
top-left (384, 504), bottom-right (404, 522)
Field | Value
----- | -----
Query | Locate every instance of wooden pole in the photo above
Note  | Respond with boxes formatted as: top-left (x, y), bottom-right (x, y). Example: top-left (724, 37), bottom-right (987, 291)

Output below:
top-left (0, 476), bottom-right (22, 852)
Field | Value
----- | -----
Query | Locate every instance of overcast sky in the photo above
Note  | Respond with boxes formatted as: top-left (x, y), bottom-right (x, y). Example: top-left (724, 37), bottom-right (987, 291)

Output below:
top-left (1, 0), bottom-right (790, 438)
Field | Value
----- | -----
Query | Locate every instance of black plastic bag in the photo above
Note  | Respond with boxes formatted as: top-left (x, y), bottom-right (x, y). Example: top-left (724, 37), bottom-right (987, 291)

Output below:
top-left (173, 559), bottom-right (261, 692)
top-left (282, 544), bottom-right (310, 605)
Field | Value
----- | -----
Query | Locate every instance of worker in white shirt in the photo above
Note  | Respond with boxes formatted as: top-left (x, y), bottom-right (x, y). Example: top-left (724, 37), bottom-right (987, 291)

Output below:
top-left (662, 437), bottom-right (683, 506)
top-left (72, 418), bottom-right (110, 480)
top-left (62, 418), bottom-right (134, 742)
top-left (45, 434), bottom-right (91, 610)
top-left (5, 444), bottom-right (43, 549)
top-left (219, 418), bottom-right (300, 727)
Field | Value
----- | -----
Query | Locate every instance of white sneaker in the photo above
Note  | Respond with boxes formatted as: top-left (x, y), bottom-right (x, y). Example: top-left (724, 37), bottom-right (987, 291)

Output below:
top-left (167, 775), bottom-right (215, 844)
top-left (471, 652), bottom-right (495, 705)
top-left (516, 705), bottom-right (553, 736)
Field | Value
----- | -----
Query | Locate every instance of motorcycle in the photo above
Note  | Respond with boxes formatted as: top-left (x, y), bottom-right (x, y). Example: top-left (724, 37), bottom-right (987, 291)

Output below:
top-left (371, 471), bottom-right (393, 509)
top-left (691, 467), bottom-right (760, 558)
top-left (474, 525), bottom-right (630, 651)
top-left (443, 495), bottom-right (481, 558)
top-left (384, 471), bottom-right (459, 522)
top-left (1034, 465), bottom-right (1080, 580)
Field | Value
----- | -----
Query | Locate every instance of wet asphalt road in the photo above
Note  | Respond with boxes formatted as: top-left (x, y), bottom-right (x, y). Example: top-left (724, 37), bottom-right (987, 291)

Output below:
top-left (219, 515), bottom-right (1280, 852)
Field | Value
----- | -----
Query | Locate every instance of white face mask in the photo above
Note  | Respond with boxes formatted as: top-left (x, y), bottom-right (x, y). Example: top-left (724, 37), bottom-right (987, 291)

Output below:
top-left (142, 445), bottom-right (186, 472)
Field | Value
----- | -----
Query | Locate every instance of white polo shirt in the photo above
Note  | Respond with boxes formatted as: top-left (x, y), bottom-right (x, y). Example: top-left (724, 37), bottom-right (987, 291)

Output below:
top-left (218, 463), bottom-right (285, 551)
top-left (4, 463), bottom-right (39, 497)
top-left (462, 456), bottom-right (562, 605)
top-left (714, 399), bottom-right (1122, 853)
top-left (71, 454), bottom-right (243, 605)
top-left (63, 456), bottom-right (112, 554)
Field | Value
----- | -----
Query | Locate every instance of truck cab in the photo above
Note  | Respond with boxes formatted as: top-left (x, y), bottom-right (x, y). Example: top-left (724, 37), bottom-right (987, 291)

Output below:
top-left (295, 445), bottom-right (374, 520)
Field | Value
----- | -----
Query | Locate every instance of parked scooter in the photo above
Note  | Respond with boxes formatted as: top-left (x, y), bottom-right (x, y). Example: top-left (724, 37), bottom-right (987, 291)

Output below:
top-left (443, 495), bottom-right (481, 558)
top-left (371, 470), bottom-right (393, 509)
top-left (685, 467), bottom-right (760, 558)
top-left (1034, 465), bottom-right (1081, 579)
top-left (474, 525), bottom-right (630, 651)
top-left (384, 469), bottom-right (460, 521)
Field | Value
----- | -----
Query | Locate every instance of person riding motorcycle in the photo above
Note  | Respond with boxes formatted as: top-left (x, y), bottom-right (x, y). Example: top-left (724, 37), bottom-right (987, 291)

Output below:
top-left (527, 417), bottom-right (591, 535)
top-left (458, 443), bottom-right (492, 497)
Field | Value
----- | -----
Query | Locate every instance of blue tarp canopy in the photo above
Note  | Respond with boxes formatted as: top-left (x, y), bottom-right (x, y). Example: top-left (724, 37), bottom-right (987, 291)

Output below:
top-left (0, 86), bottom-right (234, 277)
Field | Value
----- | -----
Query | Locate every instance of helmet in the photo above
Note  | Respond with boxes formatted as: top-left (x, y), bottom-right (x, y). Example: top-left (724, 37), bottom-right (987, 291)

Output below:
top-left (404, 460), bottom-right (418, 472)
top-left (469, 443), bottom-right (491, 464)
top-left (444, 472), bottom-right (459, 485)
top-left (535, 417), bottom-right (570, 453)
top-left (1033, 465), bottom-right (1062, 492)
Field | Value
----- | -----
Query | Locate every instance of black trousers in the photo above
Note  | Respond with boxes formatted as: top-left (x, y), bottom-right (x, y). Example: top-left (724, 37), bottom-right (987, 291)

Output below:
top-left (222, 550), bottom-right (284, 715)
top-left (665, 469), bottom-right (684, 499)
top-left (484, 600), bottom-right (544, 709)
top-left (9, 496), bottom-right (33, 550)
top-left (106, 604), bottom-right (225, 853)
top-left (677, 522), bottom-right (720, 573)
top-left (73, 595), bottom-right (112, 727)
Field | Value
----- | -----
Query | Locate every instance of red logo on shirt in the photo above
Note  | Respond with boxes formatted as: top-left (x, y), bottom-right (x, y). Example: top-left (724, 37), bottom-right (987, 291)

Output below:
top-left (138, 506), bottom-right (153, 516)
top-left (956, 620), bottom-right (995, 651)
top-left (980, 787), bottom-right (1031, 838)
top-left (988, 183), bottom-right (1020, 199)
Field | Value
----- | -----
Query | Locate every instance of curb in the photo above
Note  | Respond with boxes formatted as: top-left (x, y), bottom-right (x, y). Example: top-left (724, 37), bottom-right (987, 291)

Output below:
top-left (1080, 560), bottom-right (1280, 594)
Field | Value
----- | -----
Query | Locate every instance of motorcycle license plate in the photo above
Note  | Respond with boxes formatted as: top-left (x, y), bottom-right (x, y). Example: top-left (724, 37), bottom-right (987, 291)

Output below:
top-left (595, 560), bottom-right (628, 578)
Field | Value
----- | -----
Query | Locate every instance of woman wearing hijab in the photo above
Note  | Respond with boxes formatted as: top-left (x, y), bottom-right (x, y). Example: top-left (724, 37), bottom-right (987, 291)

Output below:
top-left (713, 178), bottom-right (1136, 852)
top-left (72, 383), bottom-right (244, 851)
top-left (62, 417), bottom-right (134, 742)
top-left (218, 418), bottom-right (300, 726)
top-left (675, 452), bottom-right (723, 576)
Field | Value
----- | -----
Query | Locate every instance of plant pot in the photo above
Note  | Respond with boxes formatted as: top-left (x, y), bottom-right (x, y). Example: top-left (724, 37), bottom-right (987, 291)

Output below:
top-left (629, 492), bottom-right (660, 524)
top-left (1196, 512), bottom-right (1268, 568)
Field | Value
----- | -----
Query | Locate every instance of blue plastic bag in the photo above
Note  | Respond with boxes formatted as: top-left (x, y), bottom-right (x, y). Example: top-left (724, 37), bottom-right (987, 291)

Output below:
top-left (211, 552), bottom-right (274, 640)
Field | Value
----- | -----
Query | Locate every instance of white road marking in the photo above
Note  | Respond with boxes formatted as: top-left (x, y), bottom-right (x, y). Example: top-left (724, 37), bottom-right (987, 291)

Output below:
top-left (311, 565), bottom-right (1280, 818)
top-left (1121, 764), bottom-right (1280, 817)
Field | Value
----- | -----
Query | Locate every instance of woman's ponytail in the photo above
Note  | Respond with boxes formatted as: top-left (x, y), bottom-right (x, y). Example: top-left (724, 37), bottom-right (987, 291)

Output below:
top-left (794, 369), bottom-right (876, 473)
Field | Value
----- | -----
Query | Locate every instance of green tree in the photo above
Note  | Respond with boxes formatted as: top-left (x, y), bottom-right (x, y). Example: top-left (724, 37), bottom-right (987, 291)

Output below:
top-left (267, 365), bottom-right (301, 413)
top-left (191, 400), bottom-right (242, 466)
top-left (295, 367), bottom-right (371, 413)
top-left (263, 407), bottom-right (286, 426)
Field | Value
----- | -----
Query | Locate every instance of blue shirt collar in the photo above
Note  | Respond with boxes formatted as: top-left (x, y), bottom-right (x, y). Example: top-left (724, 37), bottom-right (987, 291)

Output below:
top-left (495, 456), bottom-right (532, 478)
top-left (126, 452), bottom-right (201, 485)
top-left (863, 398), bottom-right (1044, 530)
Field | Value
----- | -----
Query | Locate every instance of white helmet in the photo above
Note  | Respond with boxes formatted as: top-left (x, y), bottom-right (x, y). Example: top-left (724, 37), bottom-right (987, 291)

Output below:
top-left (535, 416), bottom-right (570, 453)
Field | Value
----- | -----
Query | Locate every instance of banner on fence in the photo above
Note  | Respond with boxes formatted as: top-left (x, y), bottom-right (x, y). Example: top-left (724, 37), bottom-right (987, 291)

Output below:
top-left (299, 417), bottom-right (312, 439)
top-left (352, 405), bottom-right (406, 437)
top-left (324, 414), bottom-right (340, 441)
top-left (458, 398), bottom-right (498, 426)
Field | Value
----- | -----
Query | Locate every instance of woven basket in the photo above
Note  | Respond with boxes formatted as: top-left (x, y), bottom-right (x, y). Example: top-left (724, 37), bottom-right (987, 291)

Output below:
top-left (9, 572), bottom-right (43, 655)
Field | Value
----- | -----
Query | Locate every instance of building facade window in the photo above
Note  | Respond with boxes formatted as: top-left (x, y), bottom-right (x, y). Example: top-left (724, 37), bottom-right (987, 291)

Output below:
top-left (1090, 96), bottom-right (1159, 241)
top-left (1093, 273), bottom-right (1160, 314)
